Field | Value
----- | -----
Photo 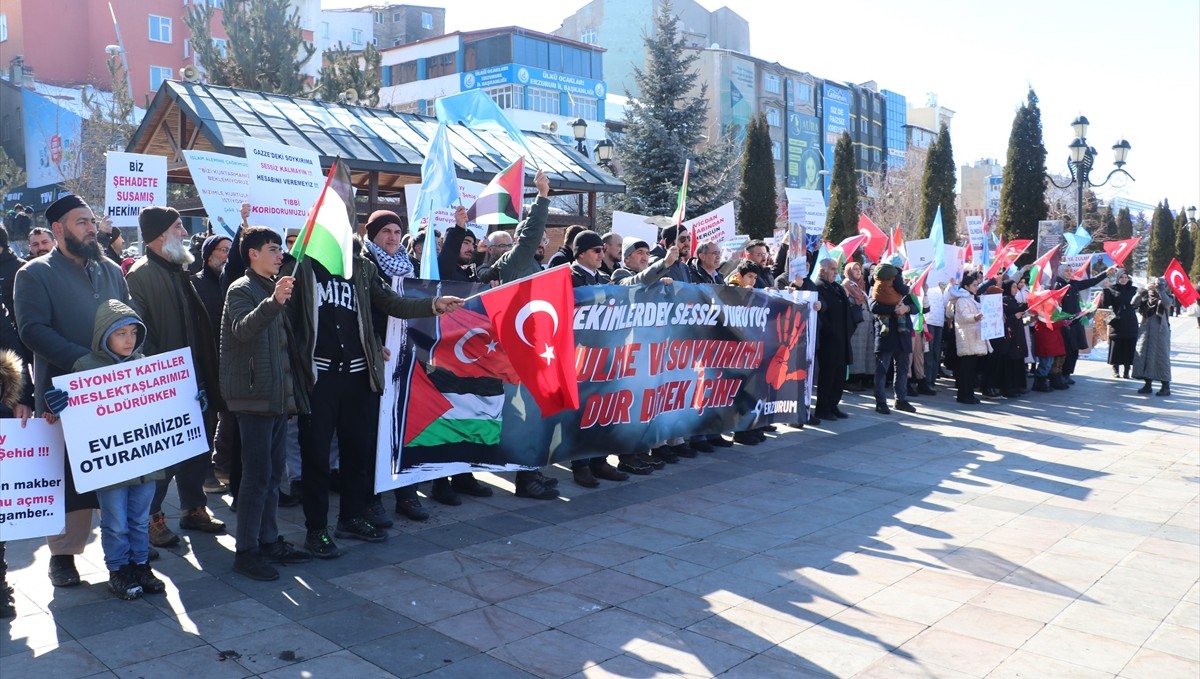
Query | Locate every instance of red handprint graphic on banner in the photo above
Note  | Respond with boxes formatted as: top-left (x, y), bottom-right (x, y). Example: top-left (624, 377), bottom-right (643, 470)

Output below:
top-left (766, 306), bottom-right (809, 389)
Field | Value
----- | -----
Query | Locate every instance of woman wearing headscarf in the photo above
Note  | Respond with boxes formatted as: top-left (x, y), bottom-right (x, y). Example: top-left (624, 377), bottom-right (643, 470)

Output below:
top-left (842, 261), bottom-right (873, 391)
top-left (948, 272), bottom-right (988, 404)
top-left (1132, 277), bottom-right (1173, 396)
top-left (1000, 280), bottom-right (1030, 397)
top-left (1100, 270), bottom-right (1138, 378)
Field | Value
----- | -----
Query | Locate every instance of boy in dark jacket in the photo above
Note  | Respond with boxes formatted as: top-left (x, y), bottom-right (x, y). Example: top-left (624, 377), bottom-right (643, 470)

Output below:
top-left (219, 227), bottom-right (312, 581)
top-left (46, 301), bottom-right (167, 600)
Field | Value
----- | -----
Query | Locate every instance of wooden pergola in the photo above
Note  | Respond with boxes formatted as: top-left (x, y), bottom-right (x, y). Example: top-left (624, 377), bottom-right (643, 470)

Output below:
top-left (125, 81), bottom-right (624, 227)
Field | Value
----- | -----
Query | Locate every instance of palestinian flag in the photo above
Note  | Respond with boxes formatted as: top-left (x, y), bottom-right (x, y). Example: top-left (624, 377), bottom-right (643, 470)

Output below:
top-left (467, 157), bottom-right (525, 225)
top-left (671, 160), bottom-right (692, 256)
top-left (293, 159), bottom-right (355, 278)
top-left (1028, 247), bottom-right (1057, 292)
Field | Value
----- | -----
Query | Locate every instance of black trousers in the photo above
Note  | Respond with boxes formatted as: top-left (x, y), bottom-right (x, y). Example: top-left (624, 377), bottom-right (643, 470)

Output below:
top-left (1063, 345), bottom-right (1079, 376)
top-left (815, 351), bottom-right (846, 416)
top-left (299, 370), bottom-right (378, 530)
top-left (956, 355), bottom-right (979, 401)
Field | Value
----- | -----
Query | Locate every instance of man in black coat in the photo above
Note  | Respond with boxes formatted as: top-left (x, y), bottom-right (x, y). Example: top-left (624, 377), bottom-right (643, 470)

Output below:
top-left (813, 258), bottom-right (853, 420)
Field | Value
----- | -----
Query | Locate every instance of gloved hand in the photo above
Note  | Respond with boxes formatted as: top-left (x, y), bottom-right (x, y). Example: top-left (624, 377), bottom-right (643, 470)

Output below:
top-left (196, 389), bottom-right (209, 413)
top-left (45, 387), bottom-right (70, 415)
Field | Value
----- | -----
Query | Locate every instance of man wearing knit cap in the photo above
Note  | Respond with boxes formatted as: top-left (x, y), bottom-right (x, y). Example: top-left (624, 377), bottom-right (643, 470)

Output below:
top-left (566, 230), bottom-right (630, 487)
top-left (14, 194), bottom-right (132, 587)
top-left (127, 206), bottom-right (227, 545)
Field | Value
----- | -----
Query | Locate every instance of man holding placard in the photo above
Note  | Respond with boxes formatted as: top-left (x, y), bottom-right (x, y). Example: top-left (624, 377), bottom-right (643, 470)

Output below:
top-left (14, 194), bottom-right (132, 587)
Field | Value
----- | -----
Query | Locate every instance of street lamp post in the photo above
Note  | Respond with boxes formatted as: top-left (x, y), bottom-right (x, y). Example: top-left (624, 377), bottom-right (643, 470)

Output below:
top-left (1186, 205), bottom-right (1198, 232)
top-left (1046, 115), bottom-right (1134, 228)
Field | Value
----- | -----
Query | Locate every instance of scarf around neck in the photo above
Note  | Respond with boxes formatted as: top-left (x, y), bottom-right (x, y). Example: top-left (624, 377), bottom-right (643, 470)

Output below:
top-left (367, 240), bottom-right (415, 279)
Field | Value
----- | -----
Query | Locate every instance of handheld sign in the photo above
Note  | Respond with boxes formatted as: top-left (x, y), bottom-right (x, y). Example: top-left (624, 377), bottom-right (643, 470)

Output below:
top-left (52, 349), bottom-right (208, 493)
top-left (105, 152), bottom-right (167, 227)
top-left (0, 419), bottom-right (67, 541)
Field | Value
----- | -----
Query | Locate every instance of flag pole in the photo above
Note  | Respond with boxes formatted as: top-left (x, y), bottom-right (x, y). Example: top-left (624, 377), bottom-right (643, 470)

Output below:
top-left (292, 158), bottom-right (340, 267)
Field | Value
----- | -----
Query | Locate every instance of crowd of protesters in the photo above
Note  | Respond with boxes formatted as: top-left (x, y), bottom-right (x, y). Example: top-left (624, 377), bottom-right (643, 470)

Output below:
top-left (0, 183), bottom-right (1186, 614)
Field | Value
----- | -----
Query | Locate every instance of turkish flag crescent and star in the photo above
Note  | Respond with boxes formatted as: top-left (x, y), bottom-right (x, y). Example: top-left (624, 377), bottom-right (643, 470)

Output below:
top-left (480, 265), bottom-right (580, 417)
top-left (1103, 237), bottom-right (1141, 268)
top-left (1164, 258), bottom-right (1199, 307)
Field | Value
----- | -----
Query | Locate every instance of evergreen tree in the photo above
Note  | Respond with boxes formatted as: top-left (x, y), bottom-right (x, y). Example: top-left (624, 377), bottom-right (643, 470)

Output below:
top-left (609, 1), bottom-right (735, 219)
top-left (1147, 199), bottom-right (1175, 277)
top-left (1116, 206), bottom-right (1133, 240)
top-left (917, 122), bottom-right (956, 240)
top-left (998, 89), bottom-right (1048, 262)
top-left (317, 42), bottom-right (383, 107)
top-left (1100, 203), bottom-right (1118, 243)
top-left (1191, 221), bottom-right (1200, 280)
top-left (0, 148), bottom-right (25, 198)
top-left (736, 113), bottom-right (776, 239)
top-left (1174, 210), bottom-right (1193, 276)
top-left (1131, 211), bottom-right (1151, 274)
top-left (185, 0), bottom-right (315, 96)
top-left (823, 131), bottom-right (858, 242)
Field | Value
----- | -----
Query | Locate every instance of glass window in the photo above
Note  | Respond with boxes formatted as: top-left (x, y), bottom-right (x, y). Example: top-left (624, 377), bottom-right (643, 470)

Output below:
top-left (766, 107), bottom-right (781, 127)
top-left (579, 28), bottom-right (597, 45)
top-left (209, 0), bottom-right (224, 7)
top-left (426, 52), bottom-right (456, 78)
top-left (374, 11), bottom-right (384, 23)
top-left (351, 29), bottom-right (363, 45)
top-left (393, 12), bottom-right (402, 22)
top-left (771, 141), bottom-right (782, 160)
top-left (393, 39), bottom-right (402, 47)
top-left (422, 12), bottom-right (433, 30)
top-left (464, 35), bottom-right (511, 70)
top-left (1, 14), bottom-right (8, 42)
top-left (763, 73), bottom-right (780, 94)
top-left (149, 15), bottom-right (172, 43)
top-left (549, 43), bottom-right (562, 72)
top-left (213, 38), bottom-right (227, 58)
top-left (486, 84), bottom-right (523, 110)
top-left (183, 38), bottom-right (190, 58)
top-left (527, 87), bottom-right (559, 114)
top-left (393, 60), bottom-right (418, 85)
top-left (150, 65), bottom-right (172, 92)
top-left (570, 95), bottom-right (598, 121)
top-left (321, 22), bottom-right (329, 39)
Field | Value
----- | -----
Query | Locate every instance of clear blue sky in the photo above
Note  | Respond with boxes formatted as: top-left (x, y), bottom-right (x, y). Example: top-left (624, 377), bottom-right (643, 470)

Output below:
top-left (326, 0), bottom-right (1200, 211)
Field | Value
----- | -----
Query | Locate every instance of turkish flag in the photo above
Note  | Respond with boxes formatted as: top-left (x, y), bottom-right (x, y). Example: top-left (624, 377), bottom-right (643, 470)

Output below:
top-left (963, 240), bottom-right (973, 266)
top-left (1164, 258), bottom-right (1198, 307)
top-left (857, 215), bottom-right (888, 263)
top-left (984, 239), bottom-right (1033, 279)
top-left (430, 307), bottom-right (519, 383)
top-left (480, 266), bottom-right (580, 417)
top-left (1103, 237), bottom-right (1140, 268)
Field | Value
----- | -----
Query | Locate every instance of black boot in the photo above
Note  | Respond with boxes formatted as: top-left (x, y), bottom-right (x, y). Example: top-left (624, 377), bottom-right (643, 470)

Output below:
top-left (1122, 366), bottom-right (1131, 379)
top-left (1050, 373), bottom-right (1070, 390)
top-left (1157, 382), bottom-right (1171, 397)
top-left (1032, 376), bottom-right (1052, 393)
top-left (1111, 366), bottom-right (1120, 377)
top-left (1137, 380), bottom-right (1152, 394)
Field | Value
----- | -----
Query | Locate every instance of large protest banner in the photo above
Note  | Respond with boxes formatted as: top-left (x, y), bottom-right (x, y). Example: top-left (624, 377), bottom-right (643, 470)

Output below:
top-left (244, 137), bottom-right (324, 236)
top-left (184, 150), bottom-right (250, 238)
top-left (51, 349), bottom-right (208, 493)
top-left (404, 179), bottom-right (488, 241)
top-left (980, 294), bottom-right (1005, 341)
top-left (685, 202), bottom-right (735, 246)
top-left (0, 419), bottom-right (66, 541)
top-left (104, 152), bottom-right (167, 228)
top-left (376, 281), bottom-right (815, 489)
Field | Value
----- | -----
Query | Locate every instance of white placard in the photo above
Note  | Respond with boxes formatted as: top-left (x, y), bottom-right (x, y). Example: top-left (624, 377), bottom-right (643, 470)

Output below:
top-left (610, 212), bottom-right (660, 248)
top-left (685, 201), bottom-right (735, 246)
top-left (903, 238), bottom-right (934, 270)
top-left (980, 293), bottom-right (1004, 341)
top-left (244, 137), bottom-right (323, 237)
top-left (405, 179), bottom-right (488, 241)
top-left (720, 235), bottom-right (750, 263)
top-left (104, 152), bottom-right (167, 228)
top-left (52, 349), bottom-right (208, 493)
top-left (184, 150), bottom-right (250, 239)
top-left (930, 245), bottom-right (964, 287)
top-left (785, 188), bottom-right (827, 236)
top-left (966, 215), bottom-right (984, 251)
top-left (0, 419), bottom-right (67, 541)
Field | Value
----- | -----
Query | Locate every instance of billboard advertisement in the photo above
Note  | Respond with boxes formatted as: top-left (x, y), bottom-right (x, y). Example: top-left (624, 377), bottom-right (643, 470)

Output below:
top-left (460, 65), bottom-right (607, 100)
top-left (821, 82), bottom-right (851, 198)
top-left (21, 89), bottom-right (82, 189)
top-left (787, 113), bottom-right (822, 190)
top-left (721, 56), bottom-right (756, 143)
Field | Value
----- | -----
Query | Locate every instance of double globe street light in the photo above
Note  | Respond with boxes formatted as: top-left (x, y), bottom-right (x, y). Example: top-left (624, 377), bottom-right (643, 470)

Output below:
top-left (1046, 115), bottom-right (1134, 228)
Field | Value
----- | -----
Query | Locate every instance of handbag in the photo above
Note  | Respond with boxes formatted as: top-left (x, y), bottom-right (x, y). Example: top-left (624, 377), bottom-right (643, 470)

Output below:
top-left (848, 303), bottom-right (865, 324)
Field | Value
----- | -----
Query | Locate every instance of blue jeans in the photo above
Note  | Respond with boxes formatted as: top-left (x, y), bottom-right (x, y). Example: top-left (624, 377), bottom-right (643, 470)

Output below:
top-left (97, 482), bottom-right (155, 571)
top-left (236, 413), bottom-right (287, 552)
top-left (1036, 356), bottom-right (1053, 377)
top-left (875, 350), bottom-right (911, 403)
top-left (925, 325), bottom-right (944, 387)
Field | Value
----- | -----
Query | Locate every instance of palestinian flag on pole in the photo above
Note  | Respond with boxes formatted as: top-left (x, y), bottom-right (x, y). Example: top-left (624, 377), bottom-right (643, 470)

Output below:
top-left (292, 158), bottom-right (355, 278)
top-left (467, 157), bottom-right (525, 225)
top-left (1028, 247), bottom-right (1057, 292)
top-left (671, 159), bottom-right (692, 256)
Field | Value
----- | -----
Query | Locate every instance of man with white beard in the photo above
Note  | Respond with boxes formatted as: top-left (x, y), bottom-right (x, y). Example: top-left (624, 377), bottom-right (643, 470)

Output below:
top-left (126, 206), bottom-right (227, 547)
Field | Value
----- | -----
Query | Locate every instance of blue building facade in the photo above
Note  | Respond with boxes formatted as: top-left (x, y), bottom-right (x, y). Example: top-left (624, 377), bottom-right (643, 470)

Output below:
top-left (882, 89), bottom-right (907, 170)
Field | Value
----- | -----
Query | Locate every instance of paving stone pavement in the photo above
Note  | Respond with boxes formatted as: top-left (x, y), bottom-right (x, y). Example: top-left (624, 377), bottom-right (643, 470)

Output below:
top-left (3, 316), bottom-right (1198, 678)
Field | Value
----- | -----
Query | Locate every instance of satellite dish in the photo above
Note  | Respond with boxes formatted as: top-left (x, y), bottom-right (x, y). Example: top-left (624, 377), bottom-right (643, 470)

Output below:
top-left (343, 88), bottom-right (358, 104)
top-left (179, 65), bottom-right (201, 83)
